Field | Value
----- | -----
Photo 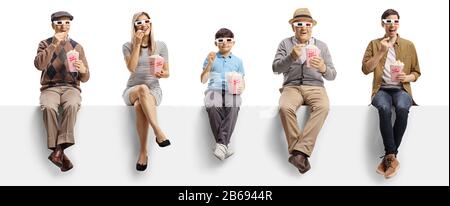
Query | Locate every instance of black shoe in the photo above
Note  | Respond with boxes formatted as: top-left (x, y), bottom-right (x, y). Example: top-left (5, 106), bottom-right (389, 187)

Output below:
top-left (136, 156), bottom-right (148, 171)
top-left (136, 163), bottom-right (147, 171)
top-left (156, 139), bottom-right (171, 147)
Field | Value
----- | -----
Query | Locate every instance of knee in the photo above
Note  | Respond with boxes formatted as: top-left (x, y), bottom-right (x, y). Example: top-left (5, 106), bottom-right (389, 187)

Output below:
top-left (40, 104), bottom-right (57, 113)
top-left (206, 106), bottom-right (219, 114)
top-left (314, 102), bottom-right (330, 114)
top-left (63, 102), bottom-right (80, 111)
top-left (229, 107), bottom-right (240, 115)
top-left (136, 85), bottom-right (150, 98)
top-left (376, 105), bottom-right (392, 115)
top-left (395, 101), bottom-right (411, 112)
top-left (279, 104), bottom-right (295, 115)
top-left (395, 107), bottom-right (409, 116)
top-left (133, 100), bottom-right (141, 108)
top-left (133, 100), bottom-right (143, 112)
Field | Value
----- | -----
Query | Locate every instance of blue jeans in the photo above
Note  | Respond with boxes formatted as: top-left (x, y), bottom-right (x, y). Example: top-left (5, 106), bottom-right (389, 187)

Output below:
top-left (371, 88), bottom-right (413, 155)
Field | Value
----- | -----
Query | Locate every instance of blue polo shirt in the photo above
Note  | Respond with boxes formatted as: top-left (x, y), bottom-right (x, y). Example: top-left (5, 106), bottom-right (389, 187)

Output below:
top-left (202, 52), bottom-right (245, 91)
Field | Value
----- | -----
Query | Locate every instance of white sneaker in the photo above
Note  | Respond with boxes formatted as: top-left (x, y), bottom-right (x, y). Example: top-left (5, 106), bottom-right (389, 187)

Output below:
top-left (225, 147), bottom-right (234, 159)
top-left (213, 143), bottom-right (227, 160)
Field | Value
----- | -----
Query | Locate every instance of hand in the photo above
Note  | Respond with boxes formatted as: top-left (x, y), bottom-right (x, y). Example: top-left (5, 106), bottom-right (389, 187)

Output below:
top-left (144, 27), bottom-right (151, 35)
top-left (397, 72), bottom-right (414, 82)
top-left (238, 79), bottom-right (245, 94)
top-left (310, 56), bottom-right (326, 73)
top-left (52, 32), bottom-right (67, 46)
top-left (74, 60), bottom-right (87, 73)
top-left (379, 37), bottom-right (390, 53)
top-left (290, 44), bottom-right (305, 60)
top-left (388, 36), bottom-right (397, 45)
top-left (155, 69), bottom-right (167, 78)
top-left (207, 52), bottom-right (216, 65)
top-left (133, 30), bottom-right (145, 46)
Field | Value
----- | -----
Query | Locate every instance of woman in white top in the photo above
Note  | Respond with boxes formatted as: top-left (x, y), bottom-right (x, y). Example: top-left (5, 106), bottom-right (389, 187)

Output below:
top-left (122, 11), bottom-right (171, 171)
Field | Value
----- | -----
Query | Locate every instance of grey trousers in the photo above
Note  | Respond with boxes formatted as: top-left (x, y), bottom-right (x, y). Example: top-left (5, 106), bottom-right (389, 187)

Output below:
top-left (204, 89), bottom-right (241, 146)
top-left (206, 107), bottom-right (240, 146)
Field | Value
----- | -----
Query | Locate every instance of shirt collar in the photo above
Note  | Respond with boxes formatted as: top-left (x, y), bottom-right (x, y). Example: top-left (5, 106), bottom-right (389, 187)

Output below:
top-left (217, 52), bottom-right (233, 59)
top-left (382, 34), bottom-right (400, 46)
top-left (292, 36), bottom-right (315, 45)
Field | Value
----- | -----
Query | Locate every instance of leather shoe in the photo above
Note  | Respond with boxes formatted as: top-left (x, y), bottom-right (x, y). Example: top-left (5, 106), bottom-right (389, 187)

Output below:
top-left (288, 153), bottom-right (311, 174)
top-left (156, 138), bottom-right (171, 147)
top-left (60, 154), bottom-right (73, 172)
top-left (48, 149), bottom-right (63, 168)
top-left (136, 156), bottom-right (148, 171)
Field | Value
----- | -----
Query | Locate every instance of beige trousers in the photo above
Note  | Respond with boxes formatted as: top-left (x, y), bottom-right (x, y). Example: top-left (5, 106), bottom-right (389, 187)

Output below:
top-left (40, 86), bottom-right (81, 149)
top-left (278, 85), bottom-right (329, 156)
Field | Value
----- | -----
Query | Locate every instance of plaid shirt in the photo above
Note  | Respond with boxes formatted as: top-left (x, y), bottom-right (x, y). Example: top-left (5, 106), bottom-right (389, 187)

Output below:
top-left (34, 37), bottom-right (90, 91)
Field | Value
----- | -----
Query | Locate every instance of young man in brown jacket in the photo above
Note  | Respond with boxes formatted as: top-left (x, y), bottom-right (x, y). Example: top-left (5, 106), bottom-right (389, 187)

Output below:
top-left (362, 9), bottom-right (421, 179)
top-left (34, 11), bottom-right (90, 172)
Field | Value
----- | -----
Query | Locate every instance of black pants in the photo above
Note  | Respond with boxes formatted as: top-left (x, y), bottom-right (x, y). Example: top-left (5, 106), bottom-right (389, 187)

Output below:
top-left (206, 107), bottom-right (240, 146)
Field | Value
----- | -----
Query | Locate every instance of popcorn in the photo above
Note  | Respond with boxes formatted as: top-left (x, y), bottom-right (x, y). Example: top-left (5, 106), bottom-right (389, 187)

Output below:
top-left (66, 50), bottom-right (79, 72)
top-left (149, 55), bottom-right (164, 75)
top-left (392, 60), bottom-right (404, 67)
top-left (390, 60), bottom-right (404, 82)
top-left (226, 72), bottom-right (243, 94)
top-left (306, 45), bottom-right (321, 68)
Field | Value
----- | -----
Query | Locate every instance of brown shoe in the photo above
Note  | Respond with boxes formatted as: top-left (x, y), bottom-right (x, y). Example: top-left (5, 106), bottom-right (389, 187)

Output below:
top-left (376, 159), bottom-right (386, 175)
top-left (288, 152), bottom-right (311, 174)
top-left (384, 154), bottom-right (400, 179)
top-left (48, 149), bottom-right (63, 168)
top-left (60, 154), bottom-right (73, 172)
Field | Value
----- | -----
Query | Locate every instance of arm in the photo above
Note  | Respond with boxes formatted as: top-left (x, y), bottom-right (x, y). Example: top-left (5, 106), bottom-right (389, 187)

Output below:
top-left (34, 40), bottom-right (57, 71)
top-left (200, 52), bottom-right (216, 84)
top-left (155, 41), bottom-right (170, 78)
top-left (362, 38), bottom-right (389, 74)
top-left (311, 44), bottom-right (336, 80)
top-left (75, 45), bottom-right (90, 82)
top-left (398, 43), bottom-right (421, 82)
top-left (272, 41), bottom-right (297, 74)
top-left (34, 32), bottom-right (68, 71)
top-left (155, 62), bottom-right (170, 78)
top-left (200, 63), bottom-right (213, 84)
top-left (238, 59), bottom-right (245, 93)
top-left (125, 30), bottom-right (144, 73)
top-left (238, 78), bottom-right (245, 94)
top-left (125, 43), bottom-right (141, 73)
top-left (409, 43), bottom-right (421, 82)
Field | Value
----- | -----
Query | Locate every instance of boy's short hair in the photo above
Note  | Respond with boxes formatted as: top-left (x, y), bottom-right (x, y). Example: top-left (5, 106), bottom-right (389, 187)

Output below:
top-left (215, 28), bottom-right (234, 39)
top-left (381, 9), bottom-right (400, 20)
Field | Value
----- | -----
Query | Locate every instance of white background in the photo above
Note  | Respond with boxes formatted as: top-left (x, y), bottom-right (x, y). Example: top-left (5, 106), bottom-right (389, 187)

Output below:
top-left (0, 0), bottom-right (448, 186)
top-left (0, 0), bottom-right (448, 106)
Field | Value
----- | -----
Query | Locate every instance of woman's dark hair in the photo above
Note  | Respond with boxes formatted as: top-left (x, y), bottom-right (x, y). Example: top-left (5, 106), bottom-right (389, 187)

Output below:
top-left (382, 9), bottom-right (400, 19)
top-left (215, 28), bottom-right (234, 39)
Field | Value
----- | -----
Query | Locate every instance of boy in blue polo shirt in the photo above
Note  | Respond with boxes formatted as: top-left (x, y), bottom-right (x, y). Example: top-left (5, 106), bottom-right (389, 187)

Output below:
top-left (200, 28), bottom-right (245, 161)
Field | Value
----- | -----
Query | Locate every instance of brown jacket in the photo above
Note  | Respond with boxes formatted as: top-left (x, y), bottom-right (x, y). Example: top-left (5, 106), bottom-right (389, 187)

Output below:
top-left (34, 37), bottom-right (90, 91)
top-left (362, 35), bottom-right (421, 105)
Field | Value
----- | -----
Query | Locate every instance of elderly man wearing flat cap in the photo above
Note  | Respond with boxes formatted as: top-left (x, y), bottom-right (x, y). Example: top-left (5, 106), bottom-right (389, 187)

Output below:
top-left (273, 8), bottom-right (336, 174)
top-left (34, 11), bottom-right (90, 172)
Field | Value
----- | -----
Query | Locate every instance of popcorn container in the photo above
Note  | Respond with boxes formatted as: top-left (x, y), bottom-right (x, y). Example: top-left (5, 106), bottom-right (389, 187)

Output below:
top-left (149, 55), bottom-right (164, 75)
top-left (227, 72), bottom-right (243, 94)
top-left (390, 61), bottom-right (404, 82)
top-left (66, 50), bottom-right (79, 72)
top-left (306, 46), bottom-right (320, 68)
